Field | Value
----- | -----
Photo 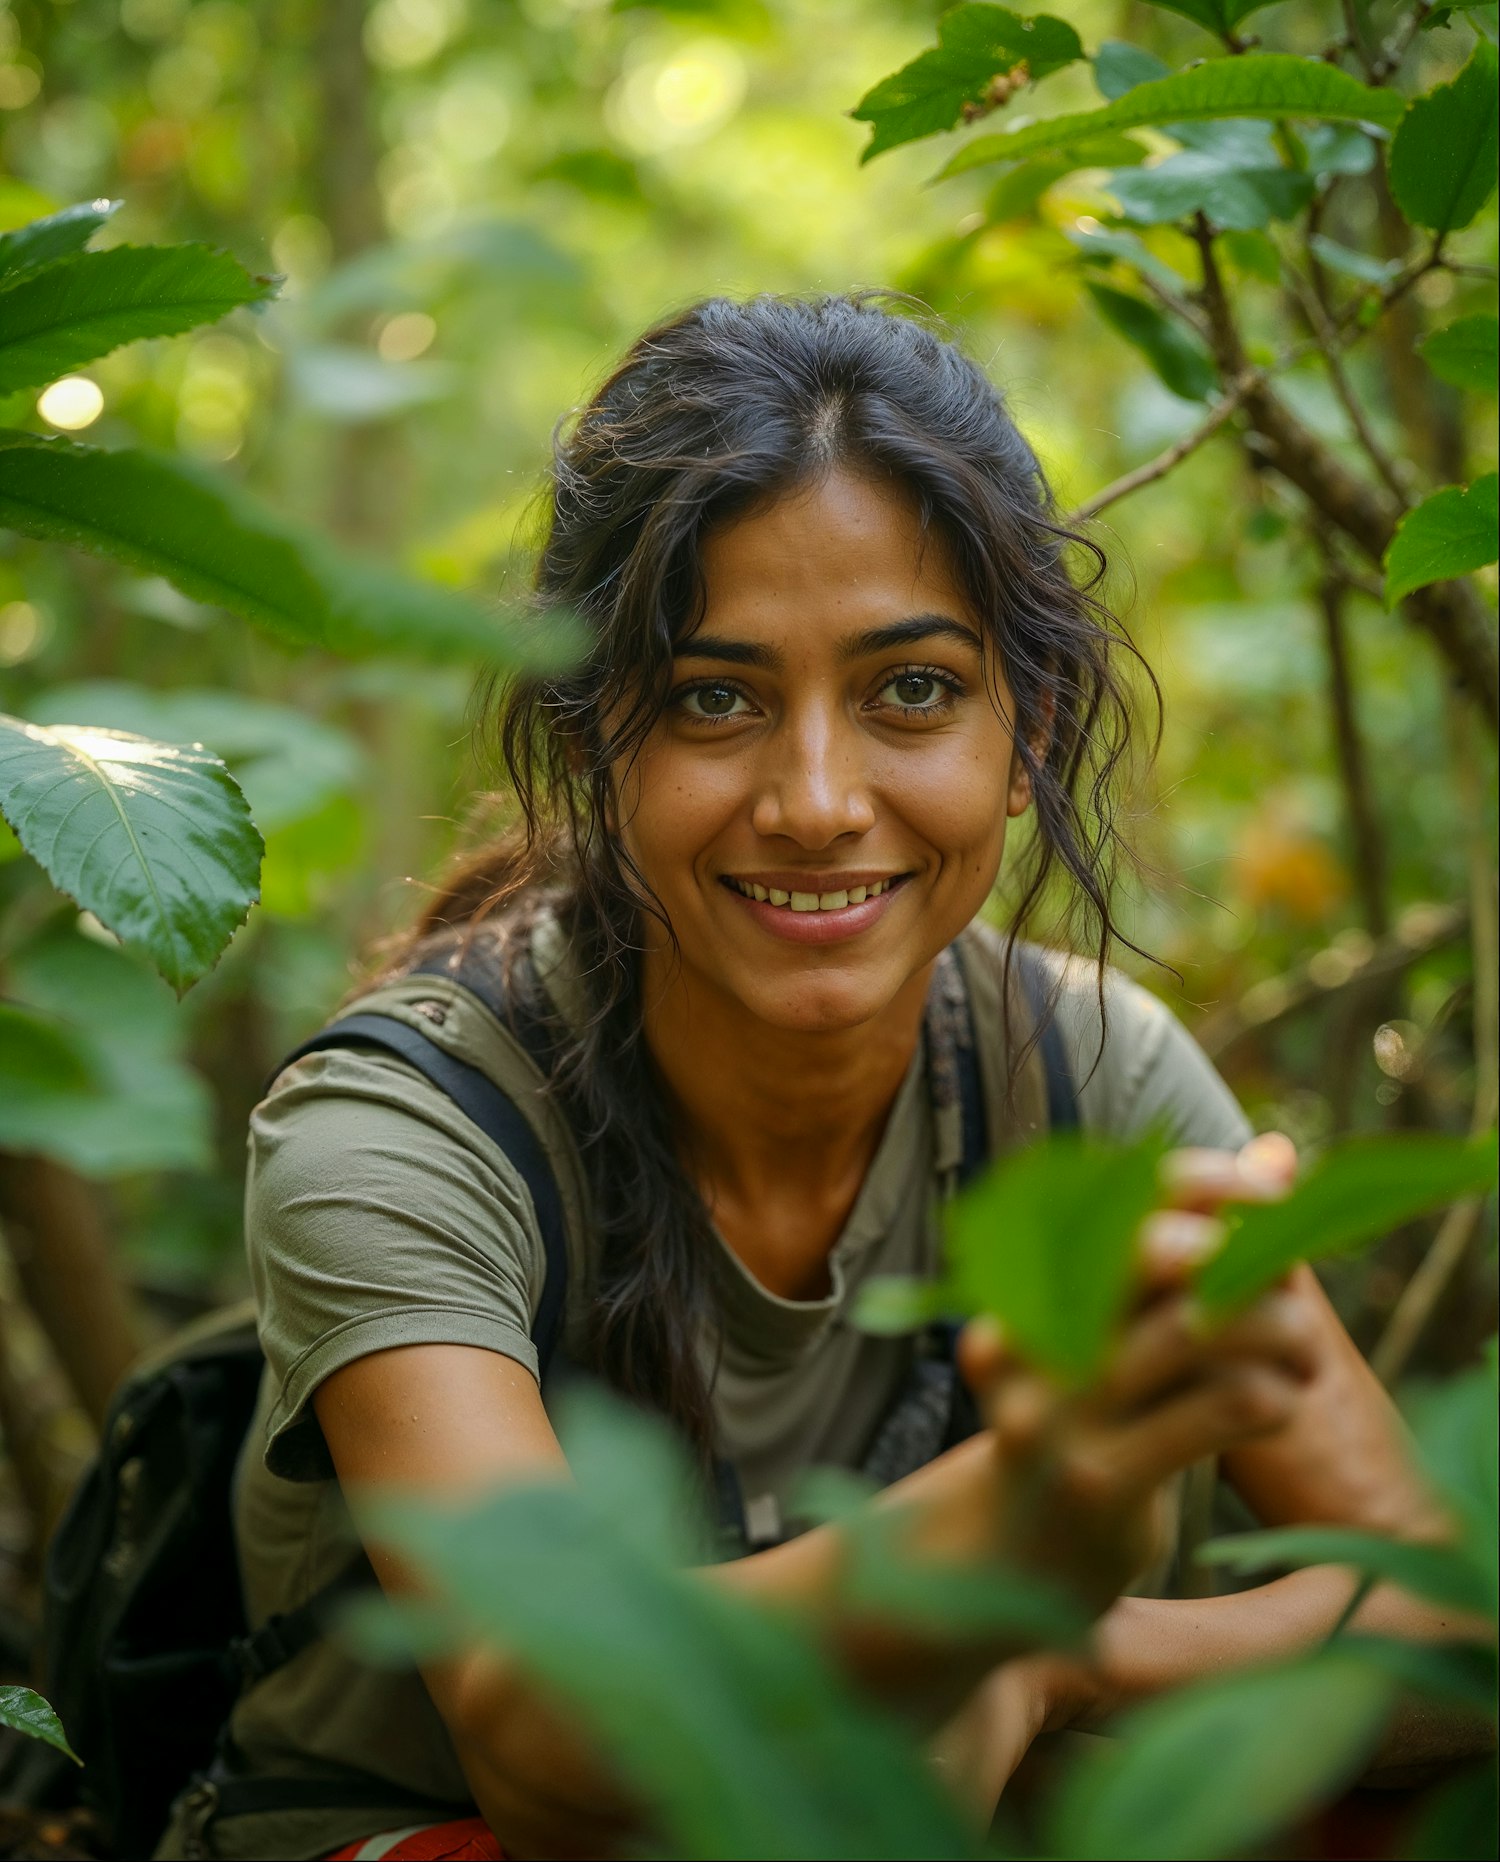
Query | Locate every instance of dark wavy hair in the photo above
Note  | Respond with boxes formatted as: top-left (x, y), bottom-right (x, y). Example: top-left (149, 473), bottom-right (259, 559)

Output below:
top-left (390, 293), bottom-right (1155, 1455)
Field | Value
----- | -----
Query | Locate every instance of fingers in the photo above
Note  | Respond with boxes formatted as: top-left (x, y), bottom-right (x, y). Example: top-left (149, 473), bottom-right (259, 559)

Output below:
top-left (1159, 1130), bottom-right (1297, 1216)
top-left (1094, 1361), bottom-right (1302, 1496)
top-left (1096, 1286), bottom-right (1321, 1414)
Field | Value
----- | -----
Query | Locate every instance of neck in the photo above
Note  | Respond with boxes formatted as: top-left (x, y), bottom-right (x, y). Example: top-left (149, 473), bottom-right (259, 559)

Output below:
top-left (641, 947), bottom-right (932, 1295)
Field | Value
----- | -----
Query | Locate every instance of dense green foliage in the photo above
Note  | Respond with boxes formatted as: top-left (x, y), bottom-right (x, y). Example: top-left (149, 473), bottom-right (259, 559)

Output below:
top-left (0, 0), bottom-right (1496, 1854)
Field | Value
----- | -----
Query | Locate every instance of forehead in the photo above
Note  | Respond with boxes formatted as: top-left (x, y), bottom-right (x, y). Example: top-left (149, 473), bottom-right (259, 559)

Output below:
top-left (695, 470), bottom-right (974, 635)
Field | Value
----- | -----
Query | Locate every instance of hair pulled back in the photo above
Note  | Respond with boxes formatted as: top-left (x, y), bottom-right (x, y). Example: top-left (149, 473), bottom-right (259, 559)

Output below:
top-left (402, 293), bottom-right (1154, 1453)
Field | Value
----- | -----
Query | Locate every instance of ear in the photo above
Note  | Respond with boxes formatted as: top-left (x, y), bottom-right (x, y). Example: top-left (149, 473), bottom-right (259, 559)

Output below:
top-left (1006, 688), bottom-right (1056, 819)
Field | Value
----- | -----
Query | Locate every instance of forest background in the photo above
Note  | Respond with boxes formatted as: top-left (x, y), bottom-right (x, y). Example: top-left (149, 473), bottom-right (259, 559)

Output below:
top-left (0, 0), bottom-right (1496, 1849)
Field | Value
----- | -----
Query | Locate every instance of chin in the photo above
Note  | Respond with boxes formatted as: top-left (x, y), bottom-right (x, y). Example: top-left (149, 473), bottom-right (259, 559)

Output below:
top-left (736, 968), bottom-right (897, 1036)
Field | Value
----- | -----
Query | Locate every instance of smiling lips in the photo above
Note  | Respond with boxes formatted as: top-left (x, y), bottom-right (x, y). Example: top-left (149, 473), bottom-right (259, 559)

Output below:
top-left (720, 872), bottom-right (909, 943)
top-left (725, 875), bottom-right (901, 913)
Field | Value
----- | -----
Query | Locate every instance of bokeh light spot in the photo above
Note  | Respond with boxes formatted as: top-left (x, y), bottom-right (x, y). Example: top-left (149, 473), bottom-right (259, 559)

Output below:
top-left (38, 377), bottom-right (105, 430)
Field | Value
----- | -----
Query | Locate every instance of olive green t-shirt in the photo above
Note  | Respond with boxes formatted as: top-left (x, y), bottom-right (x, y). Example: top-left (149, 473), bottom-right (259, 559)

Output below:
top-left (157, 920), bottom-right (1250, 1861)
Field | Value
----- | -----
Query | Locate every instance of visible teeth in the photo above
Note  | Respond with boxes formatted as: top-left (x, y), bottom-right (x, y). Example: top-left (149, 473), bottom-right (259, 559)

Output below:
top-left (789, 891), bottom-right (818, 912)
top-left (752, 883), bottom-right (768, 901)
top-left (848, 886), bottom-right (867, 904)
top-left (819, 890), bottom-right (848, 910)
top-left (768, 888), bottom-right (790, 906)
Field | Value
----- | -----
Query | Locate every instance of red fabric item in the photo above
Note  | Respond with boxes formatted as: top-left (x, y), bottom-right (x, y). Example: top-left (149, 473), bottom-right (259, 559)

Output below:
top-left (324, 1815), bottom-right (505, 1860)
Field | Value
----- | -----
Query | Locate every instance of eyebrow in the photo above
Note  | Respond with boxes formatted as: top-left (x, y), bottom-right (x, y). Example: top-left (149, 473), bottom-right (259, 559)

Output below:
top-left (674, 613), bottom-right (980, 672)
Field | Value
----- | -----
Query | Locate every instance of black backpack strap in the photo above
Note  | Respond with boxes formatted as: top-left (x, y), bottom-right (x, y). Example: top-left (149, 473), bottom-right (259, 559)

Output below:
top-left (1014, 942), bottom-right (1079, 1134)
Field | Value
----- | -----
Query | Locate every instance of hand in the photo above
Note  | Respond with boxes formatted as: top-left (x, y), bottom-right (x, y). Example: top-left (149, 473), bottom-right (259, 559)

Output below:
top-left (956, 1131), bottom-right (1315, 1617)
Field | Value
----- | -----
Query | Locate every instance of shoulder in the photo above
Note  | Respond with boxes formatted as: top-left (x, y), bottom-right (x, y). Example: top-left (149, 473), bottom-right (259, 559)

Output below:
top-left (960, 921), bottom-right (1251, 1152)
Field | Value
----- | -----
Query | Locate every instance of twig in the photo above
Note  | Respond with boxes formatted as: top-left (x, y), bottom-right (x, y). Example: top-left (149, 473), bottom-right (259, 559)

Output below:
top-left (1067, 376), bottom-right (1256, 524)
top-left (1318, 564), bottom-right (1392, 937)
top-left (1370, 0), bottom-right (1436, 86)
top-left (1286, 261), bottom-right (1411, 506)
top-left (1371, 698), bottom-right (1499, 1385)
top-left (1200, 903), bottom-right (1466, 1063)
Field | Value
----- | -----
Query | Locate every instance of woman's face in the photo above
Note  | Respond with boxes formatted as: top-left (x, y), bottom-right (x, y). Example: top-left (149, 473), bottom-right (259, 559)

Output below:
top-left (613, 469), bottom-right (1033, 1035)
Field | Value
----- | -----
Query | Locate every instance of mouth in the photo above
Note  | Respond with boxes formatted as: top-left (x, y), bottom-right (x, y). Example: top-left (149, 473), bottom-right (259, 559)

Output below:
top-left (721, 875), bottom-right (907, 914)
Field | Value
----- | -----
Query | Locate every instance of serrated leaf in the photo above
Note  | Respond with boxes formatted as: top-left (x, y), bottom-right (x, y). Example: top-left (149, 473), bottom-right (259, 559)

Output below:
top-left (1197, 1525), bottom-right (1496, 1616)
top-left (1388, 39), bottom-right (1498, 233)
top-left (1085, 282), bottom-right (1218, 400)
top-left (0, 714), bottom-right (262, 994)
top-left (0, 432), bottom-right (577, 669)
top-left (1383, 474), bottom-right (1499, 605)
top-left (0, 244), bottom-right (275, 396)
top-left (1195, 1133), bottom-right (1499, 1317)
top-left (1052, 1653), bottom-right (1397, 1862)
top-left (0, 199), bottom-right (119, 281)
top-left (940, 55), bottom-right (1405, 180)
top-left (1420, 314), bottom-right (1498, 394)
top-left (0, 1685), bottom-right (81, 1764)
top-left (852, 6), bottom-right (1084, 162)
top-left (945, 1134), bottom-right (1169, 1384)
top-left (1137, 0), bottom-right (1281, 36)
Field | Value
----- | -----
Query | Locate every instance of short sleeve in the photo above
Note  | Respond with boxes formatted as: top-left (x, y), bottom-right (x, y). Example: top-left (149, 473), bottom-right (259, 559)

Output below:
top-left (1050, 959), bottom-right (1253, 1152)
top-left (246, 1046), bottom-right (548, 1481)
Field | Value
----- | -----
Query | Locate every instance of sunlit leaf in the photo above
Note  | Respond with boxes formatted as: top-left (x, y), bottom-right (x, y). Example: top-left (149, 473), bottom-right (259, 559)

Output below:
top-left (0, 713), bottom-right (262, 994)
top-left (1197, 1524), bottom-right (1496, 1616)
top-left (1195, 1133), bottom-right (1499, 1317)
top-left (0, 1686), bottom-right (80, 1764)
top-left (0, 199), bottom-right (119, 281)
top-left (1383, 475), bottom-right (1499, 605)
top-left (939, 56), bottom-right (1405, 179)
top-left (0, 244), bottom-right (275, 395)
top-left (1388, 39), bottom-right (1499, 234)
top-left (1052, 1653), bottom-right (1397, 1862)
top-left (1420, 315), bottom-right (1499, 395)
top-left (1085, 282), bottom-right (1218, 401)
top-left (853, 6), bottom-right (1083, 162)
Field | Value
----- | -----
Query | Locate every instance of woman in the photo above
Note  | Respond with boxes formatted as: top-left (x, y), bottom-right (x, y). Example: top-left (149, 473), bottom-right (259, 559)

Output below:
top-left (163, 296), bottom-right (1458, 1862)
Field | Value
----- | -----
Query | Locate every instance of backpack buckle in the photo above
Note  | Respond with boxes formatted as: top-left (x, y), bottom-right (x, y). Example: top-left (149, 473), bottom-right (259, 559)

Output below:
top-left (178, 1775), bottom-right (220, 1858)
top-left (229, 1614), bottom-right (297, 1687)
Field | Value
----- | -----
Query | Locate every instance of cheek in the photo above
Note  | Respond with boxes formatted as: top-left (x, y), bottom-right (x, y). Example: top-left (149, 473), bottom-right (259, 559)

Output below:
top-left (614, 739), bottom-right (743, 885)
top-left (874, 734), bottom-right (1014, 866)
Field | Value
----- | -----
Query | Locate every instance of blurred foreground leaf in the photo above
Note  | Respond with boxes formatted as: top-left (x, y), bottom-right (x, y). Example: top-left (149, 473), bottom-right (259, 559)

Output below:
top-left (1197, 1134), bottom-right (1498, 1319)
top-left (1420, 315), bottom-right (1499, 395)
top-left (1198, 1525), bottom-right (1496, 1617)
top-left (0, 714), bottom-right (261, 994)
top-left (1050, 1652), bottom-right (1397, 1861)
top-left (348, 1389), bottom-right (979, 1861)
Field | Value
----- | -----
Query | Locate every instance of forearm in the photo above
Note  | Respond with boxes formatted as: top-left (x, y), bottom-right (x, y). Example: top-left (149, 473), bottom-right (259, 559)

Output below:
top-left (1061, 1568), bottom-right (1495, 1776)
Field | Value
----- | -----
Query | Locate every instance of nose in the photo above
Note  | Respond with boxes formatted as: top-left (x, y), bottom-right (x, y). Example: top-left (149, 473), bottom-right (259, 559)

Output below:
top-left (750, 705), bottom-right (876, 847)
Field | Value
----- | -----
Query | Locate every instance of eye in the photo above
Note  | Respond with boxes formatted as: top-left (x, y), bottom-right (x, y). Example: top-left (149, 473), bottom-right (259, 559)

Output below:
top-left (877, 667), bottom-right (962, 712)
top-left (677, 680), bottom-right (752, 721)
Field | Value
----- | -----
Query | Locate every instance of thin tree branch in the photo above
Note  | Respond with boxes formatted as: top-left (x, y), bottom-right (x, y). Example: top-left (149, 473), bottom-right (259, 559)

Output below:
top-left (1190, 217), bottom-right (1499, 728)
top-left (1285, 260), bottom-right (1412, 506)
top-left (1317, 565), bottom-right (1391, 938)
top-left (1067, 375), bottom-right (1257, 524)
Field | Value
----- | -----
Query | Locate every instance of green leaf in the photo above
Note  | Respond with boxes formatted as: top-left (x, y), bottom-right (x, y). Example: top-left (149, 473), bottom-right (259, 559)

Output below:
top-left (1388, 39), bottom-right (1499, 233)
top-left (1136, 1), bottom-right (1281, 37)
top-left (1336, 1635), bottom-right (1499, 1715)
top-left (0, 713), bottom-right (262, 995)
top-left (1195, 1133), bottom-right (1499, 1318)
top-left (352, 1387), bottom-right (980, 1861)
top-left (1197, 1525), bottom-right (1496, 1616)
top-left (1404, 1348), bottom-right (1499, 1580)
top-left (1105, 121), bottom-right (1315, 230)
top-left (0, 244), bottom-right (275, 396)
top-left (1093, 41), bottom-right (1170, 102)
top-left (1053, 1653), bottom-right (1397, 1862)
top-left (852, 6), bottom-right (1084, 162)
top-left (939, 55), bottom-right (1405, 180)
top-left (1384, 474), bottom-right (1499, 605)
top-left (1067, 223), bottom-right (1185, 292)
top-left (1420, 314), bottom-right (1499, 395)
top-left (30, 683), bottom-right (363, 834)
top-left (1085, 282), bottom-right (1218, 401)
top-left (0, 199), bottom-right (119, 281)
top-left (983, 134), bottom-right (1149, 219)
top-left (0, 1000), bottom-right (99, 1102)
top-left (945, 1133), bottom-right (1169, 1384)
top-left (3, 922), bottom-right (214, 1175)
top-left (851, 1274), bottom-right (948, 1335)
top-left (1402, 1758), bottom-right (1499, 1862)
top-left (1307, 233), bottom-right (1401, 286)
top-left (0, 1686), bottom-right (81, 1764)
top-left (0, 432), bottom-right (577, 669)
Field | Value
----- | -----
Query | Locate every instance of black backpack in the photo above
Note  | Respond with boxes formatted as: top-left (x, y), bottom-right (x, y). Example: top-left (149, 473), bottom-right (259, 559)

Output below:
top-left (26, 939), bottom-right (1074, 1857)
